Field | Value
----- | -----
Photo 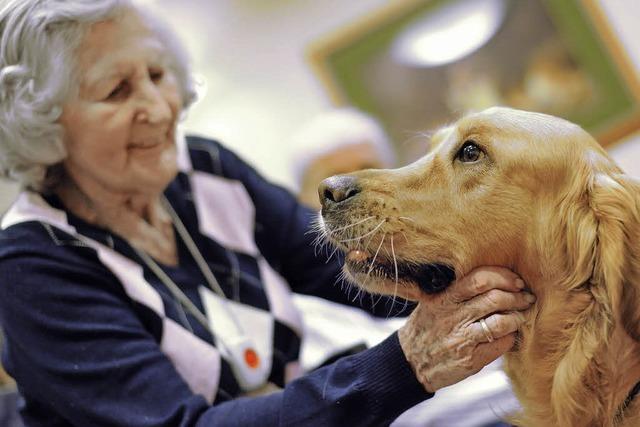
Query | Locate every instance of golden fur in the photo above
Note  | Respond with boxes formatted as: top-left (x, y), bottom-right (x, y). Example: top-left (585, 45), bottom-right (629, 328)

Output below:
top-left (319, 107), bottom-right (640, 426)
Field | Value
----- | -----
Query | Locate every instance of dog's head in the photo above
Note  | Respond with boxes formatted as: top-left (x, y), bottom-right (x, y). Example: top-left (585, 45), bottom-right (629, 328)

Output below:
top-left (318, 105), bottom-right (639, 320)
top-left (319, 106), bottom-right (640, 424)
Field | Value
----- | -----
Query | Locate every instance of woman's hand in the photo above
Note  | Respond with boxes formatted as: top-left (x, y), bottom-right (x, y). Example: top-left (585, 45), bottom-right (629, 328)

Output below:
top-left (398, 266), bottom-right (535, 393)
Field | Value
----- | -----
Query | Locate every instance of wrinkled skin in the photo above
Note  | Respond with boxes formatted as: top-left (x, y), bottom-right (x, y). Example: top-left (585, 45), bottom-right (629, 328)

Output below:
top-left (399, 266), bottom-right (532, 392)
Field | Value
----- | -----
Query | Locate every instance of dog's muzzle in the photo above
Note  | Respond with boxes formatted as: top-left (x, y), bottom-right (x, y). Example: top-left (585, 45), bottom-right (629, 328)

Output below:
top-left (318, 175), bottom-right (456, 294)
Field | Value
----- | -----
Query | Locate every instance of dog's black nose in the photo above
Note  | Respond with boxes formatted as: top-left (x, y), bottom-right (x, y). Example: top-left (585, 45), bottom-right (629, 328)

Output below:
top-left (318, 175), bottom-right (361, 209)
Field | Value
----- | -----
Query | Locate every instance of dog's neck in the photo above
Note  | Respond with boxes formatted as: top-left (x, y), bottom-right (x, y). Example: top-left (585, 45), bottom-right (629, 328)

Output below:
top-left (504, 243), bottom-right (640, 426)
top-left (607, 328), bottom-right (640, 419)
top-left (619, 382), bottom-right (640, 419)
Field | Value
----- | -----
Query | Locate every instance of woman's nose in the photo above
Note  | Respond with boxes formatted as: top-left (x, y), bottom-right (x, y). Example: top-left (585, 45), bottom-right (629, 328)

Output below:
top-left (318, 175), bottom-right (361, 209)
top-left (137, 82), bottom-right (172, 124)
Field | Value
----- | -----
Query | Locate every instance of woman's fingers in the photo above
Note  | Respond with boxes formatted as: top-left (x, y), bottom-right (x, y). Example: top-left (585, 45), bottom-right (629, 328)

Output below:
top-left (471, 311), bottom-right (526, 344)
top-left (467, 313), bottom-right (526, 374)
top-left (473, 333), bottom-right (518, 371)
top-left (447, 266), bottom-right (525, 303)
top-left (399, 266), bottom-right (534, 393)
top-left (463, 289), bottom-right (535, 323)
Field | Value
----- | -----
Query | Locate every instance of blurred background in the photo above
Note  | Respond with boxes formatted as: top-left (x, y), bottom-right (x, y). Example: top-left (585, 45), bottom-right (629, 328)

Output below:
top-left (0, 0), bottom-right (639, 209)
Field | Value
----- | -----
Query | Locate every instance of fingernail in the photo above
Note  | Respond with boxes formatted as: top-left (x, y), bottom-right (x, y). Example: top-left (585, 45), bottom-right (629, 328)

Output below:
top-left (515, 312), bottom-right (526, 323)
top-left (525, 293), bottom-right (536, 303)
top-left (515, 279), bottom-right (525, 289)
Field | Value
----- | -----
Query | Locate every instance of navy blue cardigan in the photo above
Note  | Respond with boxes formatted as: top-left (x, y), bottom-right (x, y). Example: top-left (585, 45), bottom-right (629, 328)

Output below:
top-left (0, 136), bottom-right (431, 426)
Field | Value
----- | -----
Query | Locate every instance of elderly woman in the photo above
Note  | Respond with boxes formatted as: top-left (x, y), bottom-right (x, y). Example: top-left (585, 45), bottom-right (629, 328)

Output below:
top-left (0, 1), bottom-right (534, 426)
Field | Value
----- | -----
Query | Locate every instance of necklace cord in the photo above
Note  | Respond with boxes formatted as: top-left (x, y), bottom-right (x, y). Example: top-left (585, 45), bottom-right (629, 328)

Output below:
top-left (131, 197), bottom-right (247, 346)
top-left (161, 196), bottom-right (245, 335)
top-left (133, 247), bottom-right (212, 333)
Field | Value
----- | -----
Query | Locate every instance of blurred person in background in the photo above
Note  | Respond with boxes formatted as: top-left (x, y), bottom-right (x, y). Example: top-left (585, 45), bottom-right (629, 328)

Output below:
top-left (0, 0), bottom-right (534, 426)
top-left (290, 107), bottom-right (396, 210)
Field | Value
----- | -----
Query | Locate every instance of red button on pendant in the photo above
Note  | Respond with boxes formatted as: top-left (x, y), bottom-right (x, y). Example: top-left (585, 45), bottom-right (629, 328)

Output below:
top-left (244, 348), bottom-right (260, 369)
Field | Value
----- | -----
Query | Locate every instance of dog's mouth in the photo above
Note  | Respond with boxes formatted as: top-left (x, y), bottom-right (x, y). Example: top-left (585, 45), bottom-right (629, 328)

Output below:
top-left (344, 249), bottom-right (456, 294)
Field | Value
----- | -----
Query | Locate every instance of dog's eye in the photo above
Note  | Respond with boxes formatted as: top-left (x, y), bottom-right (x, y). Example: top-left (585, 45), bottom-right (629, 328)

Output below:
top-left (457, 141), bottom-right (483, 163)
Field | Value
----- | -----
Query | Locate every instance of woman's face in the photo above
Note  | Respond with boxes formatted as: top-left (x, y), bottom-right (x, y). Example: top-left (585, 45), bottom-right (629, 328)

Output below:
top-left (59, 11), bottom-right (183, 198)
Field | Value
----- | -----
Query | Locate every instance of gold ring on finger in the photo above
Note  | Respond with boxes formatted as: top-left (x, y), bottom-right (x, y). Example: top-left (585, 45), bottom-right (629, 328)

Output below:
top-left (480, 318), bottom-right (494, 343)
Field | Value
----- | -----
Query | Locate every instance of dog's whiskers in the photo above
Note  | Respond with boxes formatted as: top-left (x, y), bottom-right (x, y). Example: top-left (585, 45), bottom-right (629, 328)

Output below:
top-left (321, 217), bottom-right (375, 249)
top-left (311, 215), bottom-right (376, 256)
top-left (370, 291), bottom-right (383, 311)
top-left (389, 235), bottom-right (400, 317)
top-left (399, 230), bottom-right (410, 244)
top-left (367, 234), bottom-right (386, 276)
top-left (310, 219), bottom-right (334, 256)
top-left (363, 224), bottom-right (385, 253)
top-left (398, 216), bottom-right (416, 224)
top-left (334, 270), bottom-right (354, 301)
top-left (350, 284), bottom-right (363, 303)
top-left (323, 245), bottom-right (340, 263)
top-left (340, 219), bottom-right (386, 243)
top-left (326, 216), bottom-right (375, 235)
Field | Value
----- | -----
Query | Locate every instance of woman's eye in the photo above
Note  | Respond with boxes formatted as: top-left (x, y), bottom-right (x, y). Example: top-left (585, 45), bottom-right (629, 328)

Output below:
top-left (105, 81), bottom-right (129, 100)
top-left (456, 141), bottom-right (483, 163)
top-left (149, 69), bottom-right (164, 82)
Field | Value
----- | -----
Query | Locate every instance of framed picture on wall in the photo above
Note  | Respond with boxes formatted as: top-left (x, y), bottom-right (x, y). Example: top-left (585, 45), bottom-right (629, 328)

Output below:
top-left (307, 0), bottom-right (640, 163)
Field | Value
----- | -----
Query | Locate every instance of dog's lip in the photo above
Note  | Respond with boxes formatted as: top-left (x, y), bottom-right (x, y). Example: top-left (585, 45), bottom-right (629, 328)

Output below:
top-left (346, 249), bottom-right (370, 263)
top-left (344, 250), bottom-right (455, 294)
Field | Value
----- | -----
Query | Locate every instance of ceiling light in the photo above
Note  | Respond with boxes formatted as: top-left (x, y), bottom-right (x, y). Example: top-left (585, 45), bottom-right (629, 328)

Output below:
top-left (392, 0), bottom-right (507, 67)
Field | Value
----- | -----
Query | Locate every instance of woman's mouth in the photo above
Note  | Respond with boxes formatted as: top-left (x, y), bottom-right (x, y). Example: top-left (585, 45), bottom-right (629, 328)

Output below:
top-left (129, 141), bottom-right (164, 150)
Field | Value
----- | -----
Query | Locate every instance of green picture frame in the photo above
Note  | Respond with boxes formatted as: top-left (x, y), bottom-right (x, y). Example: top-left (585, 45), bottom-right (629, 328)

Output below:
top-left (308, 0), bottom-right (640, 162)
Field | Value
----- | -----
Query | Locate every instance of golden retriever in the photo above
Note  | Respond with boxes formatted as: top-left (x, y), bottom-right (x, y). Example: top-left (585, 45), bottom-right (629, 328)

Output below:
top-left (317, 107), bottom-right (640, 427)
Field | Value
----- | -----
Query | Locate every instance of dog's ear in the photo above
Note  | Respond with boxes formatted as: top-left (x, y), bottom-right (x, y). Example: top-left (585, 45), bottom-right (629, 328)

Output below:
top-left (552, 170), bottom-right (640, 424)
top-left (586, 173), bottom-right (640, 341)
top-left (596, 174), bottom-right (640, 341)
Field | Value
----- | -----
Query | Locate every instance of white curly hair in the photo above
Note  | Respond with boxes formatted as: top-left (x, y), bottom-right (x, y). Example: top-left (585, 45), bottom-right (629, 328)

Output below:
top-left (0, 0), bottom-right (196, 191)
